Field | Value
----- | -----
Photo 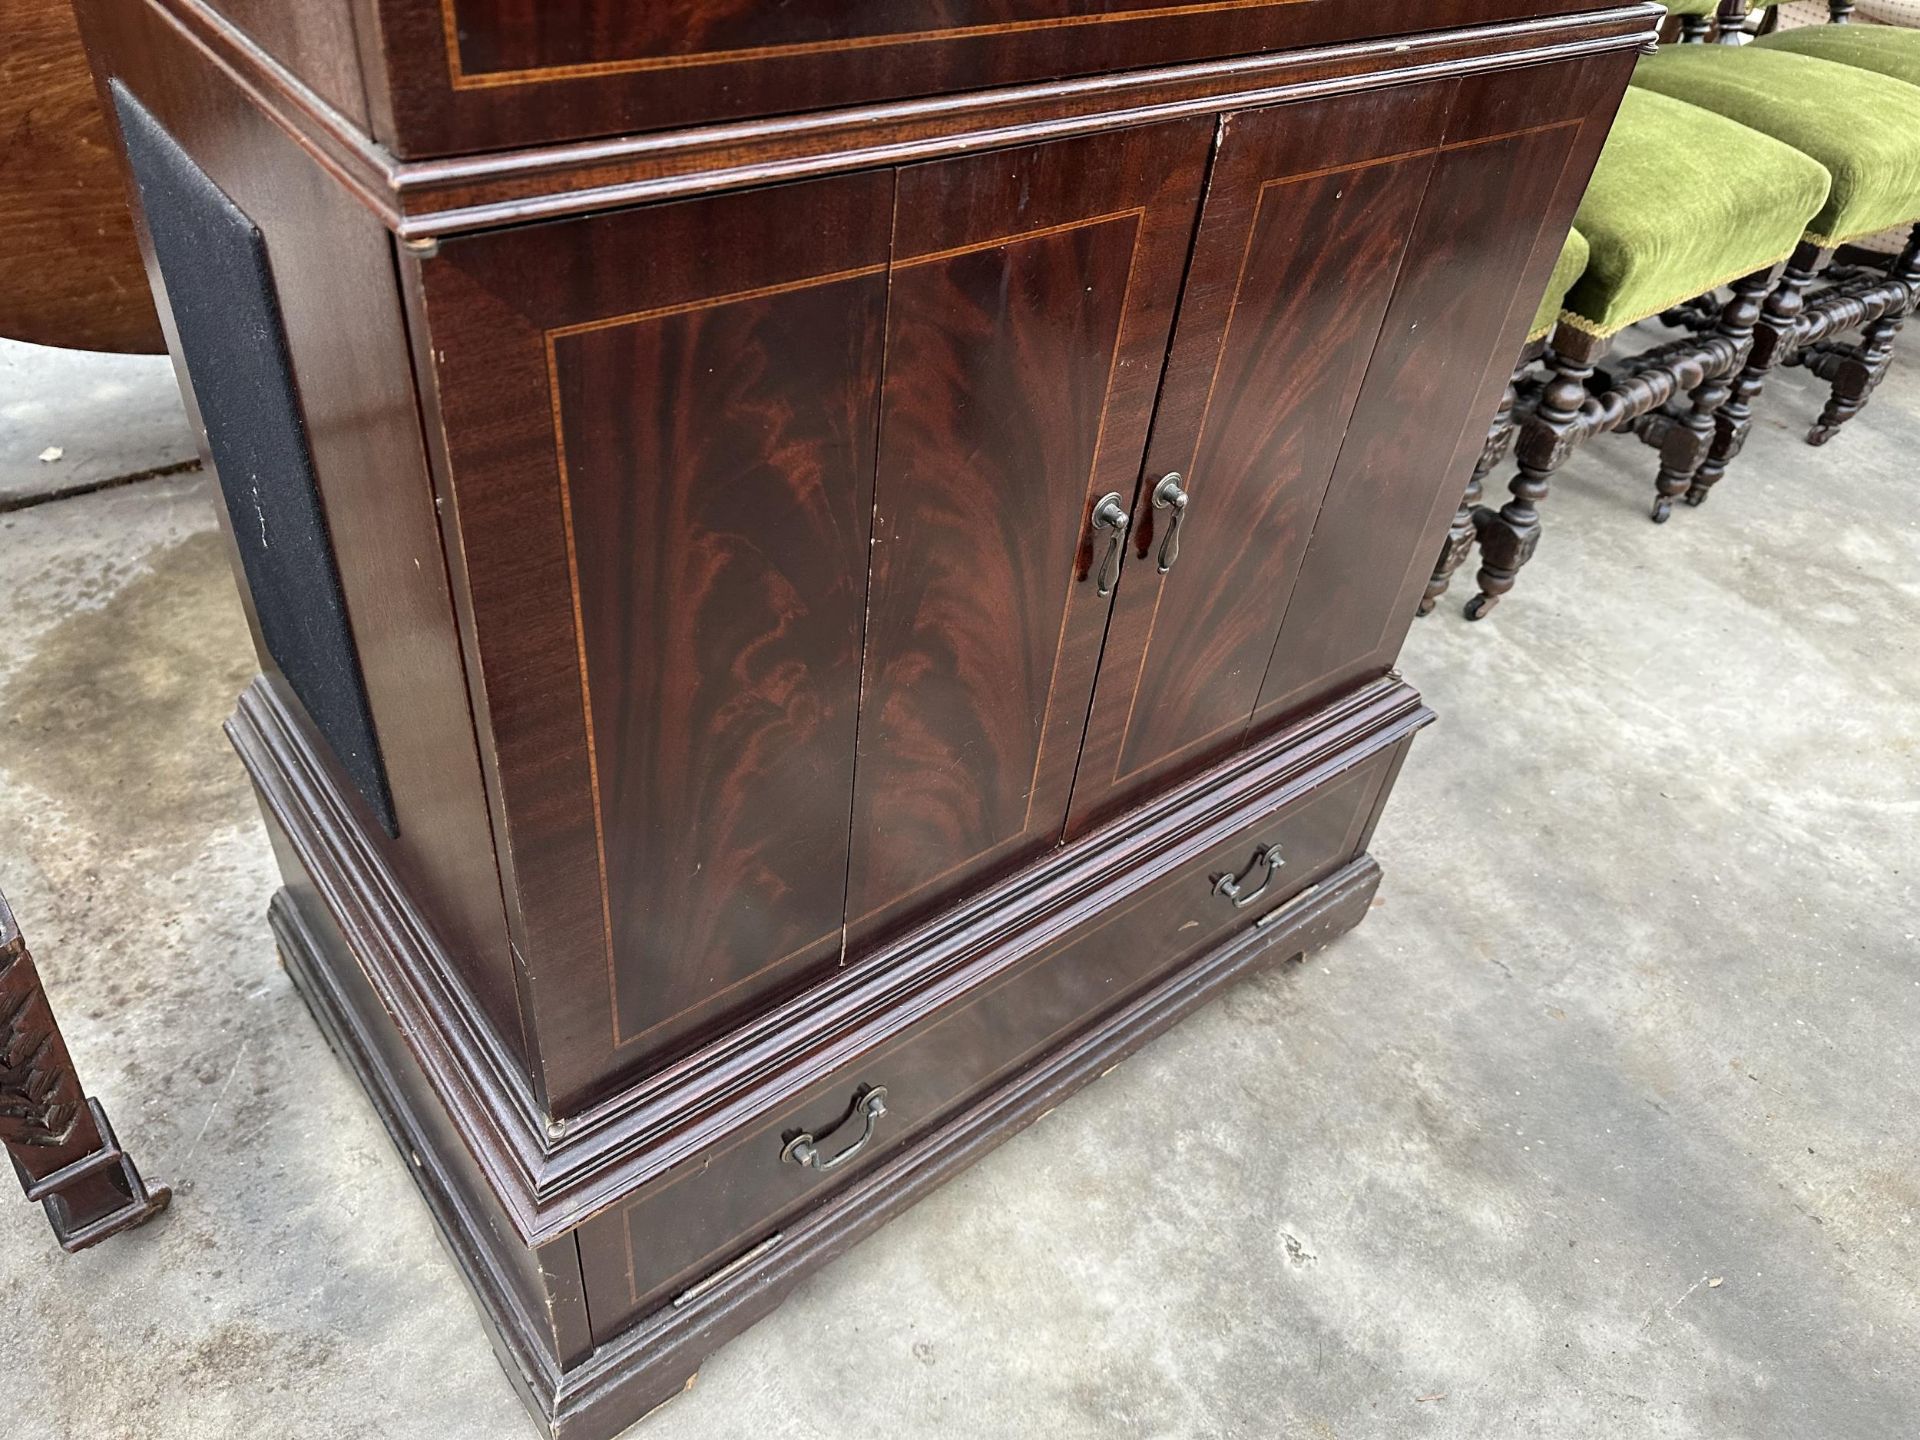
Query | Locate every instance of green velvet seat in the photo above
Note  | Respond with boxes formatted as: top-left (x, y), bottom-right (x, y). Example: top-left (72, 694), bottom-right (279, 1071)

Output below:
top-left (1633, 45), bottom-right (1920, 246)
top-left (1756, 23), bottom-right (1920, 88)
top-left (1528, 228), bottom-right (1590, 342)
top-left (1560, 87), bottom-right (1832, 338)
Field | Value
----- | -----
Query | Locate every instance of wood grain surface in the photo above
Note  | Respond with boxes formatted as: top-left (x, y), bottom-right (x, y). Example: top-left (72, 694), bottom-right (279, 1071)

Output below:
top-left (410, 172), bottom-right (895, 1107)
top-left (1068, 82), bottom-right (1453, 833)
top-left (846, 121), bottom-right (1209, 951)
top-left (1250, 58), bottom-right (1632, 731)
top-left (556, 274), bottom-right (885, 1055)
top-left (0, 0), bottom-right (160, 352)
top-left (583, 745), bottom-right (1398, 1334)
top-left (75, 0), bottom-right (527, 1057)
top-left (367, 0), bottom-right (1629, 156)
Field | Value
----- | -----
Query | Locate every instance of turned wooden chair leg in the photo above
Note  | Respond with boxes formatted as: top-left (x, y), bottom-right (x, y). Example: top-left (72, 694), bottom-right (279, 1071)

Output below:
top-left (1687, 245), bottom-right (1825, 507)
top-left (1468, 342), bottom-right (1598, 621)
top-left (1651, 269), bottom-right (1772, 523)
top-left (1806, 224), bottom-right (1920, 446)
top-left (1421, 363), bottom-right (1524, 616)
top-left (1, 889), bottom-right (169, 1252)
top-left (1711, 0), bottom-right (1754, 43)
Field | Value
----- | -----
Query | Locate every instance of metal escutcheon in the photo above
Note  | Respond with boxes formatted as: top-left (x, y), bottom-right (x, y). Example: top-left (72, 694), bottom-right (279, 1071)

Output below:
top-left (1212, 842), bottom-right (1285, 909)
top-left (780, 1086), bottom-right (889, 1173)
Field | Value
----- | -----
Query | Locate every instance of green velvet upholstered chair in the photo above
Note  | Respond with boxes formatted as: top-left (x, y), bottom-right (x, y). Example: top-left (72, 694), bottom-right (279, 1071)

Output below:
top-left (1634, 47), bottom-right (1920, 250)
top-left (1633, 41), bottom-right (1920, 450)
top-left (1425, 86), bottom-right (1833, 620)
top-left (1560, 87), bottom-right (1830, 346)
top-left (1463, 89), bottom-right (1831, 617)
top-left (1746, 24), bottom-right (1920, 438)
top-left (1759, 18), bottom-right (1920, 71)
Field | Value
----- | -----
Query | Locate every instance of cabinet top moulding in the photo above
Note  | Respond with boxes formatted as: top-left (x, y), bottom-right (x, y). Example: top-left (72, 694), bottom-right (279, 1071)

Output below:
top-left (283, 0), bottom-right (1650, 158)
top-left (125, 0), bottom-right (1660, 241)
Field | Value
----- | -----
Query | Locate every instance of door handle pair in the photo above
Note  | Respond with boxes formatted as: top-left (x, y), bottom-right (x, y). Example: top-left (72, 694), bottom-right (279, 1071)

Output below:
top-left (1087, 473), bottom-right (1191, 596)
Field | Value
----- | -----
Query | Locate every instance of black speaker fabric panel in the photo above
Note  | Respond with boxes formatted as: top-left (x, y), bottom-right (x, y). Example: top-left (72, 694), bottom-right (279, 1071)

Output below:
top-left (113, 83), bottom-right (397, 837)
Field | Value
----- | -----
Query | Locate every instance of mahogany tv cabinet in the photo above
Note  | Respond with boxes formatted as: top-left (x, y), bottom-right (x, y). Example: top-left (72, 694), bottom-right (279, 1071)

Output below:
top-left (78, 1), bottom-right (1656, 1433)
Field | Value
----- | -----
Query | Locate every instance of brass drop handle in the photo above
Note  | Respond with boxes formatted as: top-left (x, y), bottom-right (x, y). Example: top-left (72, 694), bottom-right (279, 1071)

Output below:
top-left (780, 1086), bottom-right (888, 1173)
top-left (1089, 492), bottom-right (1130, 597)
top-left (1212, 842), bottom-right (1285, 908)
top-left (1152, 473), bottom-right (1189, 574)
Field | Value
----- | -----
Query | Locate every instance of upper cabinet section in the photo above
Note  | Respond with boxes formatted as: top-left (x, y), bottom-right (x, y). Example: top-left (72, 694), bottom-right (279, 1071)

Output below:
top-left (337, 0), bottom-right (1632, 155)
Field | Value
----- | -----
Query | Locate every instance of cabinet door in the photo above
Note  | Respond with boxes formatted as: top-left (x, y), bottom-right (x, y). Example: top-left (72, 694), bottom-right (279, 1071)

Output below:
top-left (844, 122), bottom-right (1210, 952)
top-left (414, 174), bottom-right (894, 1106)
top-left (1068, 59), bottom-right (1626, 833)
top-left (1248, 61), bottom-right (1629, 732)
top-left (1065, 83), bottom-right (1451, 832)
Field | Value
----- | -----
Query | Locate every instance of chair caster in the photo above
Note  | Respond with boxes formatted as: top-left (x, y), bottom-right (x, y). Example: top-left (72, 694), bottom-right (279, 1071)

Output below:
top-left (1464, 593), bottom-right (1499, 622)
top-left (1806, 422), bottom-right (1840, 447)
top-left (1650, 498), bottom-right (1672, 524)
top-left (1684, 488), bottom-right (1709, 508)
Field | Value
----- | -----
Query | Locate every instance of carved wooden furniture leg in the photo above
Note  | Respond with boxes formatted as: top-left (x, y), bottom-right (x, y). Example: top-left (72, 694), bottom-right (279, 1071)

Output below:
top-left (1828, 1), bottom-right (1854, 20)
top-left (1644, 269), bottom-right (1772, 523)
top-left (1661, 292), bottom-right (1723, 332)
top-left (1711, 0), bottom-right (1754, 43)
top-left (1420, 354), bottom-right (1529, 617)
top-left (1, 889), bottom-right (169, 1252)
top-left (1468, 336), bottom-right (1602, 621)
top-left (1804, 224), bottom-right (1920, 446)
top-left (1687, 244), bottom-right (1825, 507)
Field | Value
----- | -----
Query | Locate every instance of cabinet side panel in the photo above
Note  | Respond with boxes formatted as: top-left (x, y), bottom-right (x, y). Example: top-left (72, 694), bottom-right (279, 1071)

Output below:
top-left (201, 0), bottom-right (371, 126)
top-left (116, 84), bottom-right (397, 839)
top-left (1249, 55), bottom-right (1633, 731)
top-left (80, 5), bottom-right (524, 1064)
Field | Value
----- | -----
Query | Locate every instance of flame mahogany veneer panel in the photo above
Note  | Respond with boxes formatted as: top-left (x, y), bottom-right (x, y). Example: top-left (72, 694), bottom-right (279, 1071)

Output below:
top-left (1068, 52), bottom-right (1634, 834)
top-left (1066, 81), bottom-right (1452, 832)
top-left (413, 173), bottom-right (895, 1106)
top-left (554, 276), bottom-right (886, 1057)
top-left (1251, 61), bottom-right (1635, 732)
top-left (845, 121), bottom-right (1210, 954)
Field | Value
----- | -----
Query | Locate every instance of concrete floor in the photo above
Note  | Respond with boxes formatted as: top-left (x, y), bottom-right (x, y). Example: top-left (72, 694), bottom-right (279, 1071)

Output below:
top-left (1, 339), bottom-right (196, 509)
top-left (1, 338), bottom-right (1915, 1440)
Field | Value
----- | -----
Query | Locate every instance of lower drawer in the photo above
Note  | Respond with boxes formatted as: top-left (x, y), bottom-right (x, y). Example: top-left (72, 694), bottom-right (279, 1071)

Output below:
top-left (576, 740), bottom-right (1400, 1336)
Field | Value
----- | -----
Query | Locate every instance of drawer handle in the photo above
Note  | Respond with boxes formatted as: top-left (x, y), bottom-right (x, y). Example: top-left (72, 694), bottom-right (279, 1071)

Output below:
top-left (780, 1086), bottom-right (889, 1174)
top-left (1152, 473), bottom-right (1189, 574)
top-left (1089, 492), bottom-right (1130, 597)
top-left (1212, 842), bottom-right (1285, 909)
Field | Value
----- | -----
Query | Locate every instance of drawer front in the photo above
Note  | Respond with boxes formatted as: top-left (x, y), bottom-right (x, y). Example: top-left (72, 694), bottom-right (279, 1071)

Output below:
top-left (369, 0), bottom-right (1626, 156)
top-left (576, 741), bottom-right (1399, 1338)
